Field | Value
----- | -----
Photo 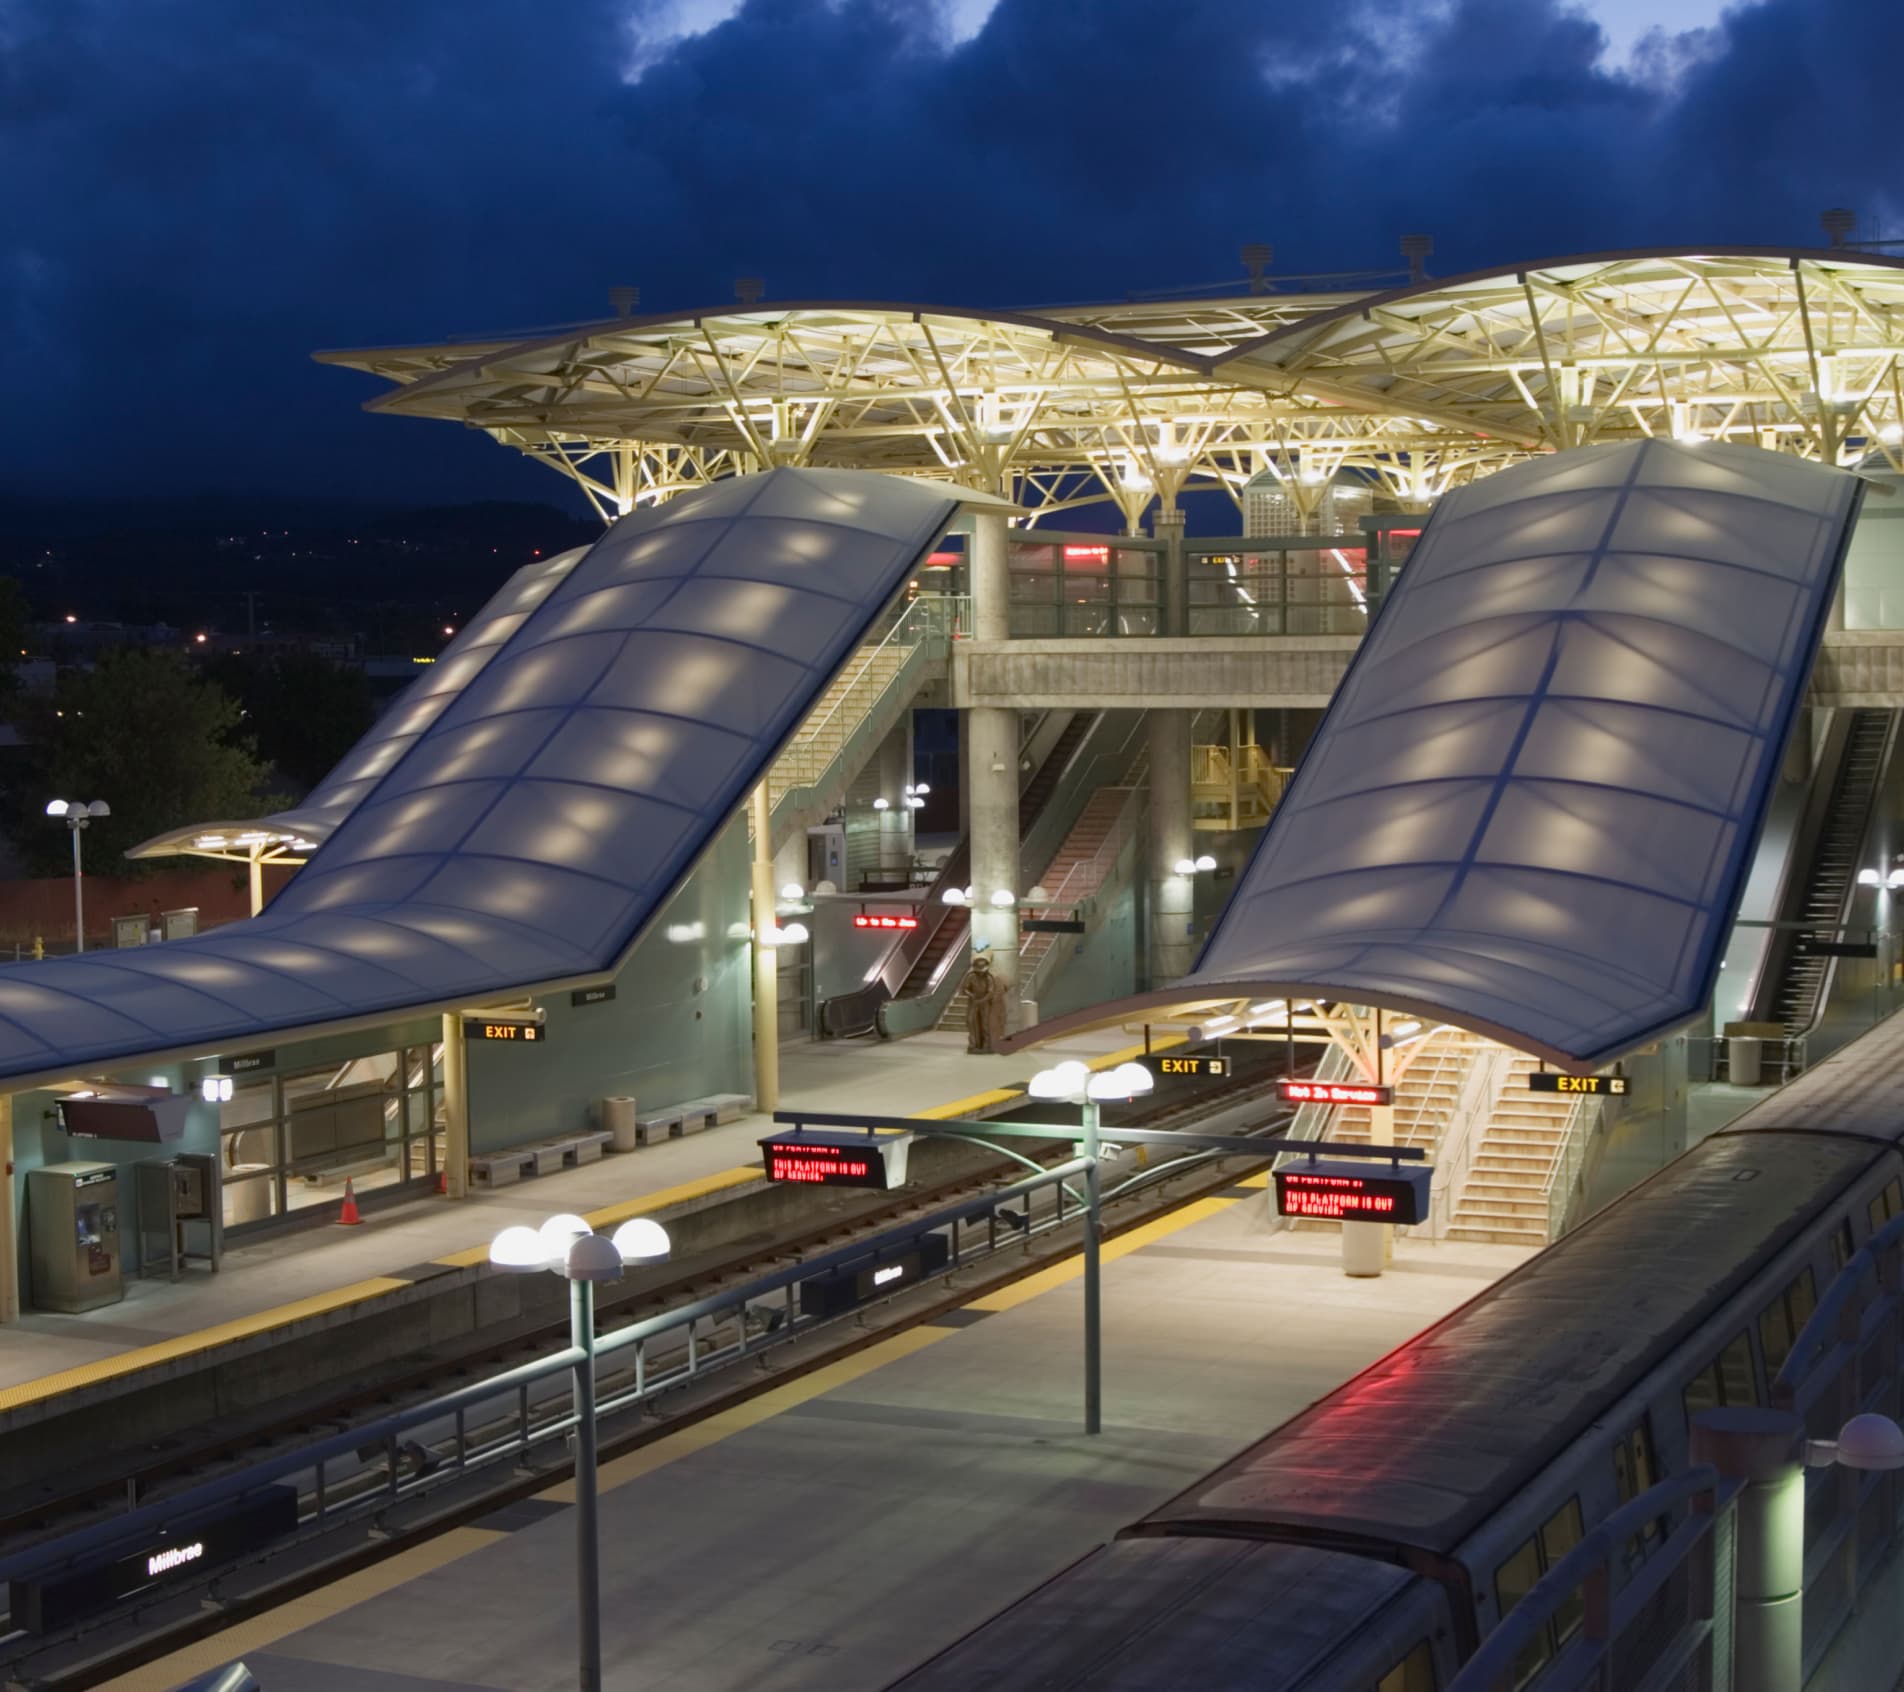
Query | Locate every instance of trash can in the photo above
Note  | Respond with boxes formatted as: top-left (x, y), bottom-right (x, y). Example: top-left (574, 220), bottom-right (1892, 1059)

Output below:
top-left (1727, 1037), bottom-right (1763, 1087)
top-left (602, 1096), bottom-right (639, 1153)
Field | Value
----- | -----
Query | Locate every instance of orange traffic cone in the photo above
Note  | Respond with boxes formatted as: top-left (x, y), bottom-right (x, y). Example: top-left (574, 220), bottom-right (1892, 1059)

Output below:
top-left (337, 1178), bottom-right (362, 1226)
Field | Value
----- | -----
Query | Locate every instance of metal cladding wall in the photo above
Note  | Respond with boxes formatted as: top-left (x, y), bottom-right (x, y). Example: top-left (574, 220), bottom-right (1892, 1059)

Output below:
top-left (0, 469), bottom-right (961, 1086)
top-left (1190, 440), bottom-right (1862, 1068)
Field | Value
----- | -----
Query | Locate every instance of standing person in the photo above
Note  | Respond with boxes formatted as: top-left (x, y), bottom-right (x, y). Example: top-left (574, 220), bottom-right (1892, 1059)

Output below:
top-left (966, 953), bottom-right (996, 1053)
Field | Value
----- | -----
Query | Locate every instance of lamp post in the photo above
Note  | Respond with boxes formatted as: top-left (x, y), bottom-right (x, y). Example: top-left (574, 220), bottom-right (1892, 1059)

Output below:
top-left (1027, 1058), bottom-right (1154, 1434)
top-left (45, 799), bottom-right (109, 953)
top-left (490, 1213), bottom-right (671, 1692)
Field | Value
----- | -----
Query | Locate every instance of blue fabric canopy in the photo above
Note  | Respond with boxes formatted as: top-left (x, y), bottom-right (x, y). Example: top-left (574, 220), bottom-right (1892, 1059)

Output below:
top-left (0, 469), bottom-right (959, 1083)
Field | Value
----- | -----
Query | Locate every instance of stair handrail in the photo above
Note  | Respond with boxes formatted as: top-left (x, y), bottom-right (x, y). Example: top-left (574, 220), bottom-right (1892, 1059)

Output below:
top-left (1424, 1039), bottom-right (1512, 1239)
top-left (1017, 789), bottom-right (1145, 1009)
top-left (1541, 1089), bottom-right (1605, 1241)
top-left (768, 595), bottom-right (966, 804)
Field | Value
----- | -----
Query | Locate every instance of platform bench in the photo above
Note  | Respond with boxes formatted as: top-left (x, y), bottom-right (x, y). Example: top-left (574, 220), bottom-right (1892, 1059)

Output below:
top-left (634, 1110), bottom-right (684, 1146)
top-left (469, 1149), bottom-right (536, 1188)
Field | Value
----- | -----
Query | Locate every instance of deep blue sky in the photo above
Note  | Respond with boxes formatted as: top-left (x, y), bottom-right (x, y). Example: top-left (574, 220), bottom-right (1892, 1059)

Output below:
top-left (5, 0), bottom-right (1899, 508)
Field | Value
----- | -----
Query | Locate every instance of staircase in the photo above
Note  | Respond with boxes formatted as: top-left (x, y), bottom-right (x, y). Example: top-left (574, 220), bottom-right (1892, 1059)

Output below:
top-left (1290, 1026), bottom-right (1480, 1218)
top-left (1768, 709), bottom-right (1892, 1037)
top-left (1444, 1055), bottom-right (1583, 1247)
top-left (765, 644), bottom-right (911, 816)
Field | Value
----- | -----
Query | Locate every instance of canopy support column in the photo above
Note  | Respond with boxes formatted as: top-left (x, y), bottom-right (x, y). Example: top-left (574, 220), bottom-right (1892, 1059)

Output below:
top-left (1147, 711), bottom-right (1195, 987)
top-left (440, 1014), bottom-right (469, 1200)
top-left (752, 782), bottom-right (780, 1111)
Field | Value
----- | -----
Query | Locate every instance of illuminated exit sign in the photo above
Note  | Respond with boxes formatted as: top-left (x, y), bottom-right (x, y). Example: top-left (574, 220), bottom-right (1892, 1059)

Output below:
top-left (1156, 1055), bottom-right (1229, 1080)
top-left (1528, 1072), bottom-right (1627, 1096)
top-left (760, 1127), bottom-right (913, 1190)
top-left (468, 1021), bottom-right (546, 1044)
top-left (1274, 1161), bottom-right (1431, 1225)
top-left (853, 913), bottom-right (919, 931)
top-left (1276, 1078), bottom-right (1393, 1107)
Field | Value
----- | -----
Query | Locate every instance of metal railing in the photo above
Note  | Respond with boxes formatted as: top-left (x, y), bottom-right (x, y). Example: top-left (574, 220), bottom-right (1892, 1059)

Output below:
top-left (0, 1152), bottom-right (1092, 1624)
top-left (1448, 1468), bottom-right (1742, 1692)
top-left (1018, 790), bottom-right (1145, 1015)
top-left (1419, 1038), bottom-right (1510, 1240)
top-left (764, 595), bottom-right (966, 831)
top-left (1541, 1091), bottom-right (1605, 1242)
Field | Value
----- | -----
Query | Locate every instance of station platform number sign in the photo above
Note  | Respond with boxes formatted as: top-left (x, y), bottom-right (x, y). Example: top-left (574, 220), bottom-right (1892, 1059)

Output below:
top-left (1274, 1160), bottom-right (1431, 1225)
top-left (1527, 1072), bottom-right (1627, 1096)
top-left (1156, 1055), bottom-right (1229, 1081)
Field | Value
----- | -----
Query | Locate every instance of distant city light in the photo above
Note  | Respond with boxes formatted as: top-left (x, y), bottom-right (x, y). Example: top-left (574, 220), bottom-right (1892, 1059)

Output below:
top-left (194, 633), bottom-right (207, 644)
top-left (443, 626), bottom-right (455, 636)
top-left (63, 615), bottom-right (75, 624)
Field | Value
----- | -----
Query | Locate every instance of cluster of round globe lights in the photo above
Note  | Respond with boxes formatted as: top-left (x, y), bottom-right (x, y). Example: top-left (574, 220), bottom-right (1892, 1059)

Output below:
top-left (489, 1213), bottom-right (671, 1282)
top-left (872, 782), bottom-right (930, 813)
top-left (1027, 1058), bottom-right (1155, 1103)
top-left (1173, 854), bottom-right (1218, 875)
top-left (940, 885), bottom-right (1016, 909)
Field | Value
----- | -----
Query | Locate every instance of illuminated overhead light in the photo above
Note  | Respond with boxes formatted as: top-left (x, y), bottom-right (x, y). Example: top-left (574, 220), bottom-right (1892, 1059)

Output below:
top-left (1249, 1000), bottom-right (1284, 1017)
top-left (989, 889), bottom-right (1015, 908)
top-left (200, 1076), bottom-right (234, 1103)
top-left (44, 800), bottom-right (68, 817)
top-left (536, 1214), bottom-right (592, 1263)
top-left (777, 921), bottom-right (810, 945)
top-left (941, 887), bottom-right (966, 906)
top-left (872, 797), bottom-right (890, 811)
top-left (1087, 1062), bottom-right (1155, 1101)
top-left (1859, 868), bottom-right (1882, 887)
top-left (1028, 1059), bottom-right (1093, 1101)
top-left (779, 882), bottom-right (805, 901)
top-left (1172, 857), bottom-right (1198, 875)
top-left (913, 782), bottom-right (930, 796)
top-left (1194, 854), bottom-right (1216, 872)
top-left (1390, 1019), bottom-right (1423, 1038)
top-left (610, 1217), bottom-right (670, 1265)
top-left (907, 796), bottom-right (925, 809)
top-left (665, 920), bottom-right (707, 943)
top-left (488, 1225), bottom-right (548, 1271)
top-left (1888, 870), bottom-right (1904, 893)
top-left (1883, 424), bottom-right (1904, 446)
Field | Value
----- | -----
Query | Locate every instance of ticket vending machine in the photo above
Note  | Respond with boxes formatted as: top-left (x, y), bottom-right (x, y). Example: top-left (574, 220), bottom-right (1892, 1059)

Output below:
top-left (29, 1162), bottom-right (124, 1313)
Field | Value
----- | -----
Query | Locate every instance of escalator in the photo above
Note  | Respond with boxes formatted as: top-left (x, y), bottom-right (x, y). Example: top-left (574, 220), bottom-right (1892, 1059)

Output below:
top-left (1751, 709), bottom-right (1898, 1042)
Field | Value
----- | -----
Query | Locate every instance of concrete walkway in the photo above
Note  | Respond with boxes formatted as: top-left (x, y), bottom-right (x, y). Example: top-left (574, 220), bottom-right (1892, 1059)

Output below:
top-left (113, 1193), bottom-right (1533, 1692)
top-left (0, 1030), bottom-right (1129, 1396)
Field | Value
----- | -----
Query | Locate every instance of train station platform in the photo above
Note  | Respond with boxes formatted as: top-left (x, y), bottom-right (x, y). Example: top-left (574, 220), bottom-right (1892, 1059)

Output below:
top-left (110, 1186), bottom-right (1534, 1692)
top-left (0, 1029), bottom-right (1135, 1409)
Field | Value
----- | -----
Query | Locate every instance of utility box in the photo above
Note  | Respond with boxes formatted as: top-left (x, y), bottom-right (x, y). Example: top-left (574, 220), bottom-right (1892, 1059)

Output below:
top-left (29, 1163), bottom-right (123, 1313)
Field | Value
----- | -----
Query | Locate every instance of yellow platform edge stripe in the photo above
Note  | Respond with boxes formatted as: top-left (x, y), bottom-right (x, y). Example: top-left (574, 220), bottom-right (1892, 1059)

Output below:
top-left (124, 1172), bottom-right (1234, 1678)
top-left (7, 1030), bottom-right (1199, 1410)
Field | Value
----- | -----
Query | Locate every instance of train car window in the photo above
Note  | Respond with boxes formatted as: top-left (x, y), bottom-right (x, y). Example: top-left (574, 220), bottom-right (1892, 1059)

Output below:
top-left (1612, 1420), bottom-right (1665, 1567)
top-left (1375, 1640), bottom-right (1436, 1692)
top-left (1758, 1268), bottom-right (1819, 1378)
top-left (1494, 1537), bottom-right (1551, 1687)
top-left (1832, 1219), bottom-right (1855, 1272)
top-left (1870, 1180), bottom-right (1903, 1231)
top-left (1683, 1330), bottom-right (1760, 1424)
top-left (1495, 1497), bottom-right (1586, 1685)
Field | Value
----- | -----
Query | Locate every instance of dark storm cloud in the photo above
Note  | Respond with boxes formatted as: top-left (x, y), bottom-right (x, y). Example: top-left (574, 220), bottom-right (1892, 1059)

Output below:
top-left (1, 0), bottom-right (1897, 501)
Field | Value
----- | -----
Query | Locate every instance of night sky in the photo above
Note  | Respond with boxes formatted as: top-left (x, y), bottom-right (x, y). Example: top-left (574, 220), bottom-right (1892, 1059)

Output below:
top-left (5, 0), bottom-right (1899, 506)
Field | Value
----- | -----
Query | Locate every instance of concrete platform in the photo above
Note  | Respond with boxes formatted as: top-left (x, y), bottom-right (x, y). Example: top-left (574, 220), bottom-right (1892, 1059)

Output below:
top-left (111, 1195), bottom-right (1533, 1692)
top-left (0, 1030), bottom-right (1133, 1407)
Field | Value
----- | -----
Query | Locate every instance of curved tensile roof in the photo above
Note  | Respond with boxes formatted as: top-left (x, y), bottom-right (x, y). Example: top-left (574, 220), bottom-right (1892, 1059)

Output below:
top-left (0, 469), bottom-right (960, 1089)
top-left (1005, 439), bottom-right (1861, 1070)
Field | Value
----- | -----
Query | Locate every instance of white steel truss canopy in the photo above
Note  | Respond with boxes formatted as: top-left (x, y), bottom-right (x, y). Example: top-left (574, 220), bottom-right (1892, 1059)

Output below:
top-left (0, 470), bottom-right (960, 1089)
top-left (317, 249), bottom-right (1904, 524)
top-left (1006, 440), bottom-right (1861, 1069)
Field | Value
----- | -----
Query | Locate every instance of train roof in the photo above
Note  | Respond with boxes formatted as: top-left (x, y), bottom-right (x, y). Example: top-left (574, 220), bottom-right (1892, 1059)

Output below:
top-left (885, 1538), bottom-right (1422, 1691)
top-left (1715, 1013), bottom-right (1904, 1142)
top-left (1134, 1131), bottom-right (1874, 1557)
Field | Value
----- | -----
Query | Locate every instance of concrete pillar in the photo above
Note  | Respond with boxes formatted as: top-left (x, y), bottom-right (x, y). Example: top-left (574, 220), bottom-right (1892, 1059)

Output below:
top-left (440, 1013), bottom-right (469, 1200)
top-left (877, 718), bottom-right (913, 876)
top-left (968, 706), bottom-right (1021, 1013)
top-left (0, 1094), bottom-right (15, 1323)
top-left (1691, 1408), bottom-right (1805, 1692)
top-left (247, 850), bottom-right (265, 917)
top-left (1147, 710), bottom-right (1196, 986)
top-left (1343, 1097), bottom-right (1394, 1277)
top-left (1153, 503), bottom-right (1187, 636)
top-left (971, 510), bottom-right (1010, 643)
top-left (751, 783), bottom-right (779, 1111)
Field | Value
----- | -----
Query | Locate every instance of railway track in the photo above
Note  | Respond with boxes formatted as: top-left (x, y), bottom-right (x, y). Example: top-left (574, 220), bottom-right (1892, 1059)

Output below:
top-left (1, 1062), bottom-right (1298, 1686)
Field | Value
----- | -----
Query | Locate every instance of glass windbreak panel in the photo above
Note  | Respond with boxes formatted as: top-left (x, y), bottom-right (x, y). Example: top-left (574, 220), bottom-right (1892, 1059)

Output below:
top-left (221, 1169), bottom-right (278, 1229)
top-left (1833, 1220), bottom-right (1855, 1270)
top-left (1842, 508), bottom-right (1904, 630)
top-left (281, 1054), bottom-right (409, 1214)
top-left (1494, 1537), bottom-right (1552, 1688)
top-left (1759, 1297), bottom-right (1794, 1379)
top-left (1788, 1267), bottom-right (1817, 1334)
top-left (1683, 1364), bottom-right (1721, 1422)
top-left (219, 1078), bottom-right (276, 1130)
top-left (1189, 550), bottom-right (1287, 634)
top-left (1007, 571), bottom-right (1062, 638)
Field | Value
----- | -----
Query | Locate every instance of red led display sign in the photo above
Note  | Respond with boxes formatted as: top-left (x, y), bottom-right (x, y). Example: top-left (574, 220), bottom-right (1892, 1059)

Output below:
top-left (1276, 1078), bottom-right (1393, 1107)
top-left (853, 913), bottom-right (919, 931)
top-left (1274, 1161), bottom-right (1431, 1225)
top-left (763, 1141), bottom-right (884, 1188)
